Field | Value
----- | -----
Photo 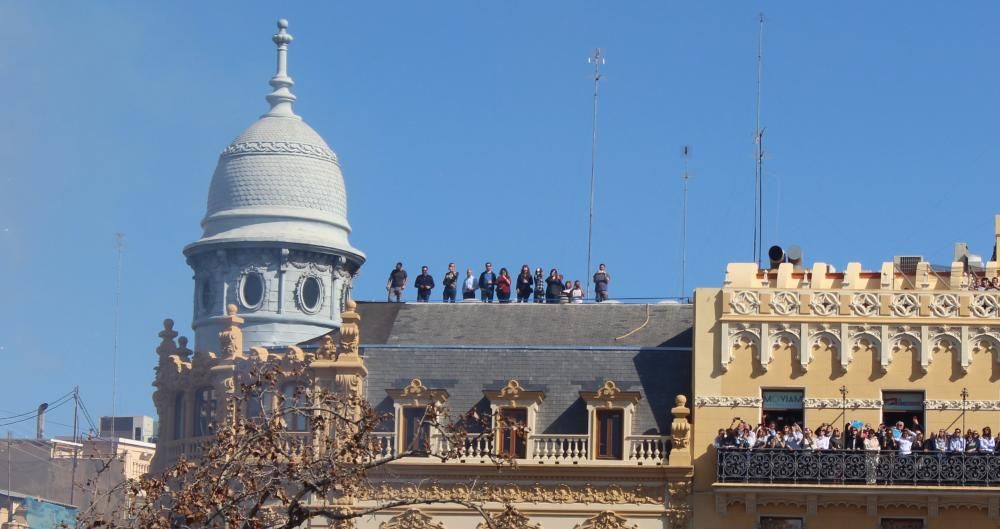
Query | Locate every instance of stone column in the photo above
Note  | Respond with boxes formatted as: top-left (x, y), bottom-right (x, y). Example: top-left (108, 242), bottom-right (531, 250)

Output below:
top-left (670, 394), bottom-right (692, 466)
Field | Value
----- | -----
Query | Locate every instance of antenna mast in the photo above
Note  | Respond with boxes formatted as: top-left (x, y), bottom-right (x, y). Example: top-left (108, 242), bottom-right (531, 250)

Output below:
top-left (753, 13), bottom-right (765, 266)
top-left (111, 233), bottom-right (125, 437)
top-left (681, 146), bottom-right (691, 299)
top-left (586, 48), bottom-right (604, 298)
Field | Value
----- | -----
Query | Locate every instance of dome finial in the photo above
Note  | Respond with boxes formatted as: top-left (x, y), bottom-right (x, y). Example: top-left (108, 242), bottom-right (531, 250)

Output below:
top-left (265, 19), bottom-right (298, 118)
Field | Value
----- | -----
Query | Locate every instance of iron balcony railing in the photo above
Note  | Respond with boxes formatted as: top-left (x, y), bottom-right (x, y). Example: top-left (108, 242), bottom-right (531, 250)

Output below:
top-left (717, 448), bottom-right (1000, 486)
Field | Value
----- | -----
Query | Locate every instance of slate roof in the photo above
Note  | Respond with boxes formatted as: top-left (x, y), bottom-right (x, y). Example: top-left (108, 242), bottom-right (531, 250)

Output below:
top-left (356, 302), bottom-right (693, 435)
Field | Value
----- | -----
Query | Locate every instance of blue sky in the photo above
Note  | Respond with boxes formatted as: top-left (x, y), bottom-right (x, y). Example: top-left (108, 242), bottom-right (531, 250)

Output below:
top-left (1, 2), bottom-right (999, 436)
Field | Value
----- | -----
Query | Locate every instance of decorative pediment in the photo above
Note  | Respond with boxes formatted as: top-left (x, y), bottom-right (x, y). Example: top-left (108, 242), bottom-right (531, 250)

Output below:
top-left (580, 381), bottom-right (641, 407)
top-left (476, 507), bottom-right (540, 529)
top-left (379, 510), bottom-right (445, 529)
top-left (483, 379), bottom-right (545, 406)
top-left (386, 379), bottom-right (449, 406)
top-left (572, 512), bottom-right (637, 529)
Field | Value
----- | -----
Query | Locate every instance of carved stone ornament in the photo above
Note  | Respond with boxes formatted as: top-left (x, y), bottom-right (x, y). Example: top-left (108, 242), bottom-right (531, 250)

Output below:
top-left (596, 380), bottom-right (622, 399)
top-left (317, 335), bottom-right (338, 360)
top-left (694, 396), bottom-right (762, 408)
top-left (338, 299), bottom-right (361, 357)
top-left (971, 294), bottom-right (1000, 318)
top-left (931, 293), bottom-right (960, 317)
top-left (889, 293), bottom-right (919, 317)
top-left (361, 481), bottom-right (663, 505)
top-left (157, 319), bottom-right (179, 357)
top-left (499, 379), bottom-right (527, 398)
top-left (670, 395), bottom-right (691, 449)
top-left (802, 398), bottom-right (883, 409)
top-left (850, 292), bottom-right (879, 317)
top-left (402, 379), bottom-right (429, 397)
top-left (924, 400), bottom-right (1000, 411)
top-left (475, 507), bottom-right (541, 529)
top-left (573, 512), bottom-right (637, 529)
top-left (218, 304), bottom-right (245, 360)
top-left (769, 291), bottom-right (800, 316)
top-left (730, 290), bottom-right (760, 315)
top-left (581, 381), bottom-right (642, 406)
top-left (810, 291), bottom-right (840, 316)
top-left (223, 140), bottom-right (340, 164)
top-left (378, 510), bottom-right (444, 529)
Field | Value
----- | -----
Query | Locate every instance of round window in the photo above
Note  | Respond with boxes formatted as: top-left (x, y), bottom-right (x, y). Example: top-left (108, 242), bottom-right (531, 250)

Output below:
top-left (300, 276), bottom-right (323, 313)
top-left (240, 272), bottom-right (264, 309)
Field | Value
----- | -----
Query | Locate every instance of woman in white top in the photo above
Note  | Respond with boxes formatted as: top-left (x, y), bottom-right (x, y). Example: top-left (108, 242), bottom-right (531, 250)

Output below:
top-left (979, 427), bottom-right (996, 452)
top-left (570, 280), bottom-right (584, 303)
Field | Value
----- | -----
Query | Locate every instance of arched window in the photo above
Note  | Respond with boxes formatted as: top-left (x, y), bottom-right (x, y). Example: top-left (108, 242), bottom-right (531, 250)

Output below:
top-left (172, 393), bottom-right (185, 440)
top-left (246, 388), bottom-right (264, 422)
top-left (281, 383), bottom-right (309, 432)
top-left (194, 386), bottom-right (216, 437)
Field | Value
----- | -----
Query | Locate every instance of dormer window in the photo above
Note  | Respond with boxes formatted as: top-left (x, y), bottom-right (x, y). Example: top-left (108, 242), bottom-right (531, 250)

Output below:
top-left (580, 380), bottom-right (641, 461)
top-left (386, 379), bottom-right (449, 457)
top-left (483, 379), bottom-right (545, 460)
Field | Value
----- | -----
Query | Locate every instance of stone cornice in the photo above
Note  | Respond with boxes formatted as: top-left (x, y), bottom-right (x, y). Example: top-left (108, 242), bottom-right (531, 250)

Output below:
top-left (694, 396), bottom-right (762, 408)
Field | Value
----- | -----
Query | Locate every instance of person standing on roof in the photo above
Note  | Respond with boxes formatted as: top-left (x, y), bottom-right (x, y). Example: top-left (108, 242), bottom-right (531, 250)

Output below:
top-left (593, 263), bottom-right (611, 302)
top-left (386, 262), bottom-right (408, 302)
top-left (414, 265), bottom-right (435, 302)
top-left (478, 262), bottom-right (497, 303)
top-left (442, 262), bottom-right (458, 303)
top-left (462, 268), bottom-right (477, 300)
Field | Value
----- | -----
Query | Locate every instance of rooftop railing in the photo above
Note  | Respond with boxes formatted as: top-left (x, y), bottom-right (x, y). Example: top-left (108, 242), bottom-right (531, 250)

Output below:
top-left (717, 448), bottom-right (1000, 486)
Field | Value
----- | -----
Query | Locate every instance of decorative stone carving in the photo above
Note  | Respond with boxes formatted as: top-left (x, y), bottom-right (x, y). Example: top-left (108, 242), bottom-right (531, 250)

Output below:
top-left (889, 293), bottom-right (919, 317)
top-left (378, 510), bottom-right (444, 529)
top-left (694, 396), bottom-right (762, 408)
top-left (573, 512), bottom-right (637, 529)
top-left (223, 140), bottom-right (339, 164)
top-left (316, 335), bottom-right (338, 360)
top-left (157, 319), bottom-right (179, 358)
top-left (802, 398), bottom-right (883, 409)
top-left (475, 507), bottom-right (540, 529)
top-left (218, 304), bottom-right (245, 360)
top-left (596, 380), bottom-right (622, 399)
top-left (971, 294), bottom-right (1000, 318)
top-left (972, 328), bottom-right (1000, 357)
top-left (924, 400), bottom-right (1000, 411)
top-left (721, 322), bottom-right (761, 373)
top-left (730, 290), bottom-right (760, 315)
top-left (176, 336), bottom-right (193, 362)
top-left (581, 381), bottom-right (642, 406)
top-left (930, 293), bottom-right (960, 317)
top-left (769, 291), bottom-right (799, 315)
top-left (402, 379), bottom-right (429, 397)
top-left (671, 395), bottom-right (691, 451)
top-left (361, 481), bottom-right (663, 505)
top-left (338, 299), bottom-right (361, 358)
top-left (810, 291), bottom-right (839, 316)
top-left (850, 292), bottom-right (879, 317)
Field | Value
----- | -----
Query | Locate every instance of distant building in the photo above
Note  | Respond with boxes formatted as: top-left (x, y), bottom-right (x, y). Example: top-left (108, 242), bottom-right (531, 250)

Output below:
top-left (98, 415), bottom-right (155, 443)
top-left (0, 491), bottom-right (77, 529)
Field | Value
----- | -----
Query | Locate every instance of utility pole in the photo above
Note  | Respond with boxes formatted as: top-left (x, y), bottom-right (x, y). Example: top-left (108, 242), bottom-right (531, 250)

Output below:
top-left (752, 13), bottom-right (765, 266)
top-left (585, 48), bottom-right (605, 298)
top-left (70, 386), bottom-right (79, 505)
top-left (111, 233), bottom-right (125, 449)
top-left (681, 146), bottom-right (691, 299)
top-left (6, 432), bottom-right (12, 516)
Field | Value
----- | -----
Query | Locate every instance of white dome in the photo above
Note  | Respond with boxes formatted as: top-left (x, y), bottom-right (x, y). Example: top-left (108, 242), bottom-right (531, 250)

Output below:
top-left (186, 21), bottom-right (362, 260)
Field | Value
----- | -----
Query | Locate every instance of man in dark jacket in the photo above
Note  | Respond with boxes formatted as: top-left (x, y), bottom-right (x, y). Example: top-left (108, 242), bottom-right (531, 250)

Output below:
top-left (442, 262), bottom-right (458, 302)
top-left (414, 266), bottom-right (435, 302)
top-left (478, 262), bottom-right (497, 303)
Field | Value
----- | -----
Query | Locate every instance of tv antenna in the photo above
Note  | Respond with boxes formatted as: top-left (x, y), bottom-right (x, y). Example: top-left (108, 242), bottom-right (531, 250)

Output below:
top-left (111, 233), bottom-right (125, 436)
top-left (752, 13), bottom-right (766, 267)
top-left (585, 48), bottom-right (604, 297)
top-left (681, 145), bottom-right (691, 299)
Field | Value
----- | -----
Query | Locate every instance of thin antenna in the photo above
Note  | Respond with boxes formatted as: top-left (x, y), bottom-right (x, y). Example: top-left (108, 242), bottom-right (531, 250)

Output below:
top-left (111, 233), bottom-right (125, 440)
top-left (752, 13), bottom-right (766, 267)
top-left (70, 386), bottom-right (79, 505)
top-left (681, 146), bottom-right (691, 299)
top-left (585, 48), bottom-right (604, 298)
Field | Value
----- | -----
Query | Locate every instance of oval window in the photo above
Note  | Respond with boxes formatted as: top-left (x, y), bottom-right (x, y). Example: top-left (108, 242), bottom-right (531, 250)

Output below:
top-left (241, 273), bottom-right (264, 309)
top-left (301, 276), bottom-right (322, 312)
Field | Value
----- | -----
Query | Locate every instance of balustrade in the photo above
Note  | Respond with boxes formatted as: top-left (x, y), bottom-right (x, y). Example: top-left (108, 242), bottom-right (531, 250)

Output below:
top-left (531, 434), bottom-right (589, 463)
top-left (626, 435), bottom-right (670, 464)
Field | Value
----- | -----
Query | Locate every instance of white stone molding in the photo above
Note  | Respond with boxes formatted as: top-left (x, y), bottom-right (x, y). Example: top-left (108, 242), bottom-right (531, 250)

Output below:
top-left (810, 291), bottom-right (840, 316)
top-left (730, 290), bottom-right (760, 315)
top-left (930, 293), bottom-right (960, 318)
top-left (971, 293), bottom-right (1000, 318)
top-left (849, 292), bottom-right (880, 317)
top-left (694, 395), bottom-right (762, 408)
top-left (807, 323), bottom-right (842, 370)
top-left (769, 291), bottom-right (799, 316)
top-left (889, 325), bottom-right (923, 372)
top-left (925, 400), bottom-right (1000, 411)
top-left (222, 140), bottom-right (340, 164)
top-left (889, 293), bottom-right (919, 317)
top-left (802, 398), bottom-right (883, 409)
top-left (767, 323), bottom-right (801, 372)
top-left (971, 327), bottom-right (1000, 361)
top-left (720, 322), bottom-right (761, 373)
top-left (848, 324), bottom-right (888, 372)
top-left (930, 326), bottom-right (964, 372)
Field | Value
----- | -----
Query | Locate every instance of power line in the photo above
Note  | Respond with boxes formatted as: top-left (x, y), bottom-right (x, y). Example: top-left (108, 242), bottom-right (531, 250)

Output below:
top-left (0, 396), bottom-right (73, 428)
top-left (0, 390), bottom-right (75, 421)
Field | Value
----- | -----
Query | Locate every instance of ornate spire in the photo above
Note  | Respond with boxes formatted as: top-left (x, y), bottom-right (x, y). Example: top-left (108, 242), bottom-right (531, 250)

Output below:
top-left (264, 19), bottom-right (298, 118)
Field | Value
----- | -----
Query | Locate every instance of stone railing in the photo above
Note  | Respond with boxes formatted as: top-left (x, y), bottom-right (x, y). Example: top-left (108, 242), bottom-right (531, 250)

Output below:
top-left (626, 435), bottom-right (671, 464)
top-left (372, 432), bottom-right (396, 459)
top-left (531, 434), bottom-right (589, 463)
top-left (158, 436), bottom-right (214, 462)
top-left (724, 289), bottom-right (1000, 320)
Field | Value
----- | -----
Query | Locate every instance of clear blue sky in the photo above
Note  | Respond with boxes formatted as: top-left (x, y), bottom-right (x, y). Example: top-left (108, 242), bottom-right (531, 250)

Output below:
top-left (2, 2), bottom-right (999, 436)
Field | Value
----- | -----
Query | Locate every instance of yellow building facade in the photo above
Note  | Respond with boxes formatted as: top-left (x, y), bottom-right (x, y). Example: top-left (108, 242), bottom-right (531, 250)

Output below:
top-left (691, 216), bottom-right (1000, 529)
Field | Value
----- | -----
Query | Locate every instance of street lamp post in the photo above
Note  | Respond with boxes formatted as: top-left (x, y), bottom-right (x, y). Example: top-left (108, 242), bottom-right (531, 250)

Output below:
top-left (961, 387), bottom-right (969, 434)
top-left (839, 385), bottom-right (848, 429)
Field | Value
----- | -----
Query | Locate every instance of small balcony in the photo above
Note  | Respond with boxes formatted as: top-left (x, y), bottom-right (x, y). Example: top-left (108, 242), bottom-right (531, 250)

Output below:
top-left (717, 448), bottom-right (1000, 486)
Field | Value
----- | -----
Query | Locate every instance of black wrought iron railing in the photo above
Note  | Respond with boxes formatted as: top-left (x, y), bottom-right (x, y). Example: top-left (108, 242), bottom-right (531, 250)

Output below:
top-left (717, 448), bottom-right (1000, 486)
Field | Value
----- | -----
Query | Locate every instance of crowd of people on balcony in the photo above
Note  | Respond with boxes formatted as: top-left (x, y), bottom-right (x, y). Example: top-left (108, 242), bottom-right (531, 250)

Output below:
top-left (715, 418), bottom-right (1000, 456)
top-left (969, 276), bottom-right (1000, 290)
top-left (385, 262), bottom-right (612, 303)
